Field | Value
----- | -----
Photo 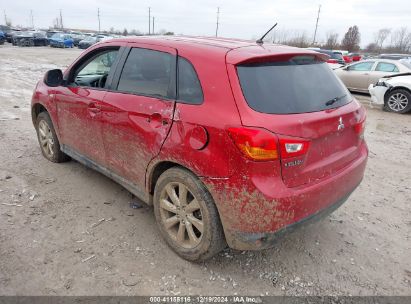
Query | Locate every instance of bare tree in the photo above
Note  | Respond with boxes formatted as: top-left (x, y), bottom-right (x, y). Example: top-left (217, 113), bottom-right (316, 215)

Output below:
top-left (287, 30), bottom-right (310, 48)
top-left (324, 31), bottom-right (339, 49)
top-left (389, 27), bottom-right (411, 53)
top-left (374, 28), bottom-right (391, 50)
top-left (341, 25), bottom-right (361, 52)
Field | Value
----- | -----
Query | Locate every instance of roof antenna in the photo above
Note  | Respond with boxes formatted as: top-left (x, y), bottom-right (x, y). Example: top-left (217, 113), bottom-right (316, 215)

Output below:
top-left (256, 23), bottom-right (278, 45)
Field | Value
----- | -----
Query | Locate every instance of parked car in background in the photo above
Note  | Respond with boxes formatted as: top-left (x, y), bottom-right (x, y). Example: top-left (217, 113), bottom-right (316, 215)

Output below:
top-left (14, 31), bottom-right (48, 46)
top-left (31, 37), bottom-right (367, 261)
top-left (333, 51), bottom-right (352, 64)
top-left (0, 31), bottom-right (5, 45)
top-left (46, 30), bottom-right (62, 39)
top-left (313, 49), bottom-right (346, 66)
top-left (49, 33), bottom-right (74, 48)
top-left (379, 53), bottom-right (411, 60)
top-left (70, 32), bottom-right (86, 46)
top-left (6, 29), bottom-right (20, 43)
top-left (77, 36), bottom-right (98, 49)
top-left (349, 53), bottom-right (363, 61)
top-left (369, 73), bottom-right (411, 113)
top-left (334, 59), bottom-right (411, 92)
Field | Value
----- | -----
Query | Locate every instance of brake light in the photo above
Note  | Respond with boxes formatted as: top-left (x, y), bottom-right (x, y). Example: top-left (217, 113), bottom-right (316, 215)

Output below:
top-left (327, 59), bottom-right (339, 64)
top-left (227, 127), bottom-right (279, 161)
top-left (354, 120), bottom-right (366, 139)
top-left (279, 137), bottom-right (310, 159)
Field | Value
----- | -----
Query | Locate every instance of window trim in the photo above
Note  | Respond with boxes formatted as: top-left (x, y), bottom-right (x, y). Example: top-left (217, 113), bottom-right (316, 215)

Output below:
top-left (176, 56), bottom-right (204, 105)
top-left (66, 46), bottom-right (123, 91)
top-left (111, 46), bottom-right (177, 101)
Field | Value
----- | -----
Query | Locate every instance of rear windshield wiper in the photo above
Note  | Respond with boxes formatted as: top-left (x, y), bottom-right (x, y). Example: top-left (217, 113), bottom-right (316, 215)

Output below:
top-left (325, 94), bottom-right (347, 106)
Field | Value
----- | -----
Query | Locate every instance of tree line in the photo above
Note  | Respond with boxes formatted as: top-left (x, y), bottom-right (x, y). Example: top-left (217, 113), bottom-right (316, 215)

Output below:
top-left (270, 26), bottom-right (411, 54)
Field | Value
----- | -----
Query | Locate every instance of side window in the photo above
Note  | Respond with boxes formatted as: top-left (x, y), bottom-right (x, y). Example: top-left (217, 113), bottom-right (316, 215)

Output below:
top-left (73, 49), bottom-right (119, 88)
top-left (349, 62), bottom-right (374, 71)
top-left (375, 62), bottom-right (399, 72)
top-left (117, 48), bottom-right (173, 99)
top-left (177, 57), bottom-right (203, 104)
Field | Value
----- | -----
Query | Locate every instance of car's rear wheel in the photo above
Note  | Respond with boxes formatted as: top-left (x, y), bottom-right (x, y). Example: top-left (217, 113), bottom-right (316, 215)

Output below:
top-left (384, 89), bottom-right (411, 113)
top-left (35, 112), bottom-right (70, 163)
top-left (153, 167), bottom-right (226, 261)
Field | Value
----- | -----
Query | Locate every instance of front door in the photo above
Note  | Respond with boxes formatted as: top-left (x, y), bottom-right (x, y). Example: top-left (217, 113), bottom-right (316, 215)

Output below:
top-left (55, 48), bottom-right (120, 165)
top-left (101, 44), bottom-right (176, 190)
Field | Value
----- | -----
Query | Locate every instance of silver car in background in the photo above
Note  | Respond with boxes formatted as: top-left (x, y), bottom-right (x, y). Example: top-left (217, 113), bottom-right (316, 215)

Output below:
top-left (334, 59), bottom-right (411, 93)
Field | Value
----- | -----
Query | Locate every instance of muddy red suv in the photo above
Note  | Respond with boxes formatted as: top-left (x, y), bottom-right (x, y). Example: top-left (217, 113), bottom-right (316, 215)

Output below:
top-left (31, 37), bottom-right (368, 261)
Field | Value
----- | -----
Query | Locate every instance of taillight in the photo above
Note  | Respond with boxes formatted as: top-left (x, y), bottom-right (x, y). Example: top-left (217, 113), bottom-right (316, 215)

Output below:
top-left (227, 127), bottom-right (279, 161)
top-left (327, 59), bottom-right (338, 64)
top-left (354, 120), bottom-right (366, 139)
top-left (279, 137), bottom-right (310, 159)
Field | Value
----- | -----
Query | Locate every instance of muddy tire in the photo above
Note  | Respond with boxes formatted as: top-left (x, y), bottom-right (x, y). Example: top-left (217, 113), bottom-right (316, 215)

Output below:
top-left (153, 167), bottom-right (226, 261)
top-left (384, 89), bottom-right (411, 114)
top-left (35, 112), bottom-right (70, 163)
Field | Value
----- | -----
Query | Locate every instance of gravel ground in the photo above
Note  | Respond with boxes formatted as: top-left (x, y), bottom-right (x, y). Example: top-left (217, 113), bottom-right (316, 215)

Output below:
top-left (0, 44), bottom-right (410, 296)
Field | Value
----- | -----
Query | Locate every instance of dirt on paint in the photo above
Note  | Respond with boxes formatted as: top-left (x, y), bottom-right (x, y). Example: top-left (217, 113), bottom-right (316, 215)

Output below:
top-left (0, 44), bottom-right (410, 296)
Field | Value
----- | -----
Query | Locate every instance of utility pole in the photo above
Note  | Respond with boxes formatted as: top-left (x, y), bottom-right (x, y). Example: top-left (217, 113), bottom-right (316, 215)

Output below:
top-left (215, 7), bottom-right (220, 37)
top-left (148, 7), bottom-right (151, 35)
top-left (4, 10), bottom-right (7, 25)
top-left (312, 4), bottom-right (321, 45)
top-left (98, 8), bottom-right (101, 33)
top-left (59, 9), bottom-right (63, 30)
top-left (30, 10), bottom-right (34, 28)
top-left (152, 17), bottom-right (155, 35)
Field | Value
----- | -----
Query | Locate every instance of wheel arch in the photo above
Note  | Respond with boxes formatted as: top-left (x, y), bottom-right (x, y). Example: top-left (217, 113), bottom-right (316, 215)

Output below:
top-left (147, 160), bottom-right (190, 196)
top-left (384, 86), bottom-right (411, 103)
top-left (31, 103), bottom-right (48, 126)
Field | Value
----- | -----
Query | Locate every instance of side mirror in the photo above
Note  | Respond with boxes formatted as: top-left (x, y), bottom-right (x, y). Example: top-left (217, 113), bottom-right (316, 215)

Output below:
top-left (44, 69), bottom-right (63, 87)
top-left (343, 66), bottom-right (350, 71)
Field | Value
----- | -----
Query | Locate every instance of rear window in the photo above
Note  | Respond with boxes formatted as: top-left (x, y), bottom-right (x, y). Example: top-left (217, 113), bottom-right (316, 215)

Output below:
top-left (237, 56), bottom-right (351, 114)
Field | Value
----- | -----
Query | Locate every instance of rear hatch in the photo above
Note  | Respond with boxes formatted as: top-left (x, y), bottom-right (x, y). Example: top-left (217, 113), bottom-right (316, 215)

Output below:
top-left (227, 49), bottom-right (366, 187)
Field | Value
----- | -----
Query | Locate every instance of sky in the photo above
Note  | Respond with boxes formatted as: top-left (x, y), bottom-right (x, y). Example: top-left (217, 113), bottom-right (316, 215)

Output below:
top-left (1, 0), bottom-right (410, 47)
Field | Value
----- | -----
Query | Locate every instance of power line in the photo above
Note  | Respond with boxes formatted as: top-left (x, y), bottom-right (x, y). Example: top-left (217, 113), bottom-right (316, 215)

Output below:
top-left (215, 7), bottom-right (220, 37)
top-left (98, 8), bottom-right (101, 32)
top-left (4, 9), bottom-right (7, 25)
top-left (312, 4), bottom-right (321, 45)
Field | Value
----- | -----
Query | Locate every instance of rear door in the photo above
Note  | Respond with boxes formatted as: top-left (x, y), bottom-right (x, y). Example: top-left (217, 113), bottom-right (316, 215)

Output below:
top-left (227, 54), bottom-right (366, 188)
top-left (100, 44), bottom-right (176, 190)
top-left (369, 61), bottom-right (400, 85)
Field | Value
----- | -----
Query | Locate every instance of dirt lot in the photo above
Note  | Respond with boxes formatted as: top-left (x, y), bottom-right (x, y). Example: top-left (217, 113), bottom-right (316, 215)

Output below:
top-left (0, 44), bottom-right (410, 296)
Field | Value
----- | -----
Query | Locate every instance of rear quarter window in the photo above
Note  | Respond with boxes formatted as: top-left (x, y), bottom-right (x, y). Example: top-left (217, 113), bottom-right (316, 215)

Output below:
top-left (237, 56), bottom-right (351, 114)
top-left (177, 57), bottom-right (203, 104)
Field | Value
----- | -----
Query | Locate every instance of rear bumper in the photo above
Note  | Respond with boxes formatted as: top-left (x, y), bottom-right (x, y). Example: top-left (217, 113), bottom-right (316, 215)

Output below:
top-left (230, 184), bottom-right (358, 250)
top-left (202, 142), bottom-right (368, 250)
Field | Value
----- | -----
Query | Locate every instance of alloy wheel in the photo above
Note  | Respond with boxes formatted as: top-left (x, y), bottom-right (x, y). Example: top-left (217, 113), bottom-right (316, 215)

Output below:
top-left (38, 120), bottom-right (55, 158)
top-left (388, 93), bottom-right (408, 112)
top-left (159, 182), bottom-right (204, 249)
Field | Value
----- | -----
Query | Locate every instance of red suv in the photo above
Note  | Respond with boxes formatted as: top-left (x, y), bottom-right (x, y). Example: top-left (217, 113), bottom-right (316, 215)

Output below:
top-left (31, 37), bottom-right (368, 261)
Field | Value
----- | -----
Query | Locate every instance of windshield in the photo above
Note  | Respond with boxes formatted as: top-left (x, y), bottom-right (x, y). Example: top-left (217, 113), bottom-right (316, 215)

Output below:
top-left (332, 53), bottom-right (344, 60)
top-left (237, 56), bottom-right (352, 114)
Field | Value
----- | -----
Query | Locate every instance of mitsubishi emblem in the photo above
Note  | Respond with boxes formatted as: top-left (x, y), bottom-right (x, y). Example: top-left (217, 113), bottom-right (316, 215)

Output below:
top-left (337, 117), bottom-right (345, 131)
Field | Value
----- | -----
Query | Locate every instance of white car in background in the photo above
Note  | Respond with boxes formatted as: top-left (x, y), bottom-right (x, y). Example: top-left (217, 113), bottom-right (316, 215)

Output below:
top-left (368, 72), bottom-right (411, 114)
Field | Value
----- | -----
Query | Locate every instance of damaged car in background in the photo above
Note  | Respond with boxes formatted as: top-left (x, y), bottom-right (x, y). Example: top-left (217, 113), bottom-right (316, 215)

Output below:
top-left (369, 70), bottom-right (411, 114)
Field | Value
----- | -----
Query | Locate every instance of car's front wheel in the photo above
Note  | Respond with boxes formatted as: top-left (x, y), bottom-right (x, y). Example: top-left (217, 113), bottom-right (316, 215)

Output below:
top-left (35, 112), bottom-right (70, 163)
top-left (153, 167), bottom-right (226, 261)
top-left (385, 89), bottom-right (411, 113)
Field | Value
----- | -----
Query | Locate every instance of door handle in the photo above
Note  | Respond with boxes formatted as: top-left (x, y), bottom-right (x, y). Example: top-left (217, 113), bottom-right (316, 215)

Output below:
top-left (88, 103), bottom-right (101, 116)
top-left (147, 112), bottom-right (168, 126)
